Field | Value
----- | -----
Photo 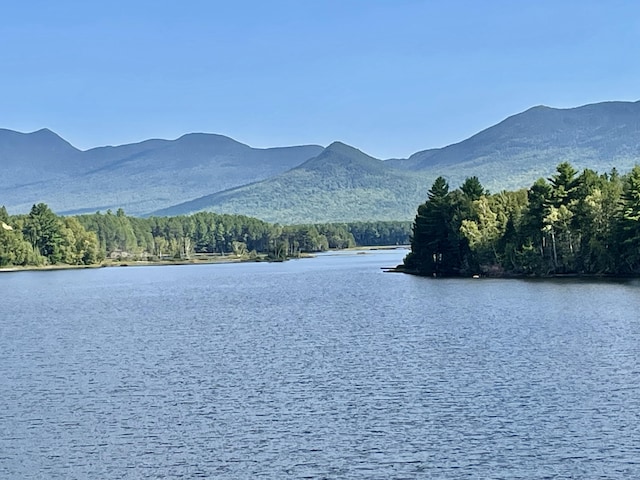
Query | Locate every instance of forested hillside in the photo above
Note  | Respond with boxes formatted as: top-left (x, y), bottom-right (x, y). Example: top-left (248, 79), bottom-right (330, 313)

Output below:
top-left (403, 163), bottom-right (640, 276)
top-left (154, 142), bottom-right (430, 223)
top-left (391, 101), bottom-right (640, 194)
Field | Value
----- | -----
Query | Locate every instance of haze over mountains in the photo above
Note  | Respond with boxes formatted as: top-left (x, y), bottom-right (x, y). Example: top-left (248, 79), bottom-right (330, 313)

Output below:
top-left (1, 130), bottom-right (323, 216)
top-left (2, 100), bottom-right (640, 223)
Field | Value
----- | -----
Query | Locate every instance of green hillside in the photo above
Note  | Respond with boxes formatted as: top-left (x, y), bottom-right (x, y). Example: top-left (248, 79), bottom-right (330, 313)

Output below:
top-left (393, 101), bottom-right (640, 192)
top-left (153, 142), bottom-right (431, 223)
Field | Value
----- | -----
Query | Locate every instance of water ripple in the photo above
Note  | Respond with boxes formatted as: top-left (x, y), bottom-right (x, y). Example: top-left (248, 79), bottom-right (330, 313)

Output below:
top-left (1, 251), bottom-right (640, 478)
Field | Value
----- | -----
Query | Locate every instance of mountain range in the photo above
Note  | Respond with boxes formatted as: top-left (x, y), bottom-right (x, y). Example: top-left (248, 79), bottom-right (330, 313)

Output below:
top-left (0, 129), bottom-right (322, 216)
top-left (2, 100), bottom-right (640, 223)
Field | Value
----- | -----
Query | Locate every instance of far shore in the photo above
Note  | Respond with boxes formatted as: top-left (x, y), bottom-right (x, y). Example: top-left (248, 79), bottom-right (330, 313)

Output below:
top-left (0, 256), bottom-right (273, 273)
top-left (0, 246), bottom-right (409, 274)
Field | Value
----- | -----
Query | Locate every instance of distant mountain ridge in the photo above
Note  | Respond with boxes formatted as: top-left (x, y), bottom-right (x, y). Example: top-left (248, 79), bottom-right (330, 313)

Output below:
top-left (389, 100), bottom-right (640, 192)
top-left (0, 128), bottom-right (83, 183)
top-left (2, 100), bottom-right (640, 223)
top-left (1, 130), bottom-right (323, 215)
top-left (411, 101), bottom-right (640, 166)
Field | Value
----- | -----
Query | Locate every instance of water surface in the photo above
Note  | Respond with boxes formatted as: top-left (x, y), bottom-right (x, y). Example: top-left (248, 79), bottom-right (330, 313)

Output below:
top-left (1, 249), bottom-right (640, 478)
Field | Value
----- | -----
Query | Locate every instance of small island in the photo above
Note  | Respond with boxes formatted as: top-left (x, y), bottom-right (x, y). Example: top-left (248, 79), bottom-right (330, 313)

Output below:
top-left (399, 162), bottom-right (640, 277)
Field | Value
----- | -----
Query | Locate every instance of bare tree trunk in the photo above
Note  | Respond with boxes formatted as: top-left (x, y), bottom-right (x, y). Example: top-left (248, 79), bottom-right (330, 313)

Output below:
top-left (551, 229), bottom-right (558, 269)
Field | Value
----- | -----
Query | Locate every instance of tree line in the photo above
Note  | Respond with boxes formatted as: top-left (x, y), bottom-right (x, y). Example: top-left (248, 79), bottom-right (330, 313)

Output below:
top-left (75, 211), bottom-right (410, 261)
top-left (403, 162), bottom-right (640, 276)
top-left (0, 203), bottom-right (102, 267)
top-left (0, 205), bottom-right (411, 267)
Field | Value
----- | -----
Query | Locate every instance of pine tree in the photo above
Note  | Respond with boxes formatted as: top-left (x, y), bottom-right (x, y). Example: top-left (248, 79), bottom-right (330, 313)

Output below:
top-left (405, 177), bottom-right (459, 275)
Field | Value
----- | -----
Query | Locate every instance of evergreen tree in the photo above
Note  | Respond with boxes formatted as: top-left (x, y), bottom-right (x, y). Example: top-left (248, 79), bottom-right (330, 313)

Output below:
top-left (548, 161), bottom-right (579, 207)
top-left (405, 177), bottom-right (460, 275)
top-left (460, 176), bottom-right (485, 201)
top-left (24, 203), bottom-right (65, 264)
top-left (618, 166), bottom-right (640, 272)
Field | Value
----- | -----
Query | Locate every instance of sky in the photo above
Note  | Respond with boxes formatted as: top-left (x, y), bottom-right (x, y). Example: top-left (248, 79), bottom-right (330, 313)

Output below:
top-left (2, 0), bottom-right (639, 159)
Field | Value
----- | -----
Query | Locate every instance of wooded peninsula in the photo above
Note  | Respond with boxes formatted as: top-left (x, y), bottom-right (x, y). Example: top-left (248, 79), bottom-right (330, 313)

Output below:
top-left (402, 163), bottom-right (640, 277)
top-left (0, 205), bottom-right (410, 269)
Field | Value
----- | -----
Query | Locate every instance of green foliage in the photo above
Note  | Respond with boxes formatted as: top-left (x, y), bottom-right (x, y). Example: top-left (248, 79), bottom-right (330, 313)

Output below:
top-left (0, 215), bottom-right (40, 267)
top-left (460, 176), bottom-right (486, 201)
top-left (61, 217), bottom-right (103, 265)
top-left (618, 166), bottom-right (640, 272)
top-left (76, 211), bottom-right (410, 261)
top-left (0, 203), bottom-right (413, 268)
top-left (404, 166), bottom-right (640, 277)
top-left (24, 203), bottom-right (65, 263)
top-left (0, 203), bottom-right (101, 267)
top-left (344, 221), bottom-right (411, 246)
top-left (405, 177), bottom-right (464, 275)
top-left (153, 143), bottom-right (433, 224)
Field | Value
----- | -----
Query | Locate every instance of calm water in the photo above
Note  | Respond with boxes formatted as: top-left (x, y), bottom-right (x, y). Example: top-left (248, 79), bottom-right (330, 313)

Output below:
top-left (2, 249), bottom-right (640, 479)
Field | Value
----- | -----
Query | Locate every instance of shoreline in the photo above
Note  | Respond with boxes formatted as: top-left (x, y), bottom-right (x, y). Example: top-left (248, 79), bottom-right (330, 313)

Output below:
top-left (0, 259), bottom-right (280, 274)
top-left (0, 251), bottom-right (335, 273)
top-left (0, 264), bottom-right (106, 273)
top-left (0, 246), bottom-right (410, 273)
top-left (388, 265), bottom-right (640, 280)
top-left (0, 256), bottom-right (269, 273)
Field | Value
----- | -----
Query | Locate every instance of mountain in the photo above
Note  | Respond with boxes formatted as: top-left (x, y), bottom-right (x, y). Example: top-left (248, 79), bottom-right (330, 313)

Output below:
top-left (3, 100), bottom-right (640, 222)
top-left (152, 142), bottom-right (431, 223)
top-left (389, 100), bottom-right (640, 192)
top-left (1, 128), bottom-right (83, 185)
top-left (154, 101), bottom-right (640, 223)
top-left (1, 132), bottom-right (323, 215)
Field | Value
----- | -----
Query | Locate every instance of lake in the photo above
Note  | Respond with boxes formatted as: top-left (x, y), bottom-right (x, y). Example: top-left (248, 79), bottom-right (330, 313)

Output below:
top-left (2, 248), bottom-right (640, 479)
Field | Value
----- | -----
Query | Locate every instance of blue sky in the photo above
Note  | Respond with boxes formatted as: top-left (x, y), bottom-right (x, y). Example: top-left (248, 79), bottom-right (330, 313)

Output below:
top-left (2, 0), bottom-right (639, 158)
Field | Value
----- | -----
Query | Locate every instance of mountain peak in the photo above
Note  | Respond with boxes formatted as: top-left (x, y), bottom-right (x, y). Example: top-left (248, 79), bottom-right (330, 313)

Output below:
top-left (173, 132), bottom-right (250, 151)
top-left (33, 127), bottom-right (55, 135)
top-left (326, 140), bottom-right (350, 149)
top-left (0, 127), bottom-right (79, 152)
top-left (321, 141), bottom-right (376, 160)
top-left (294, 140), bottom-right (387, 177)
